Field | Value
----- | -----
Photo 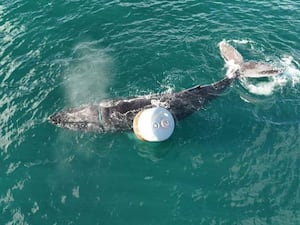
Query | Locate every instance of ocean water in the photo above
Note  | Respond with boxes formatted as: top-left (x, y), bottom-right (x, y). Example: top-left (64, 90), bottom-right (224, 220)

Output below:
top-left (1, 0), bottom-right (300, 224)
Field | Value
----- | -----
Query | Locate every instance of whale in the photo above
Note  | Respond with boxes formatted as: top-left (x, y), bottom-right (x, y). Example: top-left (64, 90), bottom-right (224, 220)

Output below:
top-left (49, 41), bottom-right (282, 132)
top-left (219, 41), bottom-right (282, 78)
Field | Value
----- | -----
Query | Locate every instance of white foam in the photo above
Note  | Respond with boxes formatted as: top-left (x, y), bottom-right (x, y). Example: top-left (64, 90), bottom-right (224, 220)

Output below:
top-left (0, 188), bottom-right (14, 205)
top-left (280, 56), bottom-right (300, 86)
top-left (225, 61), bottom-right (240, 78)
top-left (232, 39), bottom-right (253, 45)
top-left (31, 202), bottom-right (39, 214)
top-left (247, 82), bottom-right (277, 96)
top-left (61, 195), bottom-right (67, 204)
top-left (72, 186), bottom-right (80, 198)
top-left (6, 209), bottom-right (28, 225)
top-left (6, 161), bottom-right (21, 175)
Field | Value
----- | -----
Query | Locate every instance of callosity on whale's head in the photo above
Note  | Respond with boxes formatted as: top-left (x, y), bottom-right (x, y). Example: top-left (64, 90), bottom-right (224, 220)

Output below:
top-left (49, 105), bottom-right (104, 132)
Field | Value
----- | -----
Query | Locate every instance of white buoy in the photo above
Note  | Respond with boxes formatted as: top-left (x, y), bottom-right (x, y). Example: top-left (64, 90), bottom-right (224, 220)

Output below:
top-left (133, 107), bottom-right (175, 142)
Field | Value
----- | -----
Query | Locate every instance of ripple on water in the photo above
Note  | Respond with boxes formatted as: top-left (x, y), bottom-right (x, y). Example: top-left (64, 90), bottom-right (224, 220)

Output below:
top-left (224, 123), bottom-right (300, 221)
top-left (0, 12), bottom-right (61, 156)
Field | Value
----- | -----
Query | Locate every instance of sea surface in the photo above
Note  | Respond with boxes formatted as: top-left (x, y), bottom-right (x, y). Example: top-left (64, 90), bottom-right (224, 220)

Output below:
top-left (1, 0), bottom-right (300, 224)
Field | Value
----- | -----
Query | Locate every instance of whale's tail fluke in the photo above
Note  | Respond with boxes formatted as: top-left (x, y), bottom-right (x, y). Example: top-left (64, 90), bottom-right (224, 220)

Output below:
top-left (219, 41), bottom-right (282, 78)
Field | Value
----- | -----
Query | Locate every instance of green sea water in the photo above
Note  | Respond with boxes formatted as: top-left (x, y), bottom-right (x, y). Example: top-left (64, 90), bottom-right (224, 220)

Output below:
top-left (1, 0), bottom-right (300, 224)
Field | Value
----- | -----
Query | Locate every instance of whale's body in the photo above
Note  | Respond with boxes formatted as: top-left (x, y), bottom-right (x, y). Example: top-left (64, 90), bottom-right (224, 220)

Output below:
top-left (49, 41), bottom-right (281, 132)
top-left (50, 77), bottom-right (234, 132)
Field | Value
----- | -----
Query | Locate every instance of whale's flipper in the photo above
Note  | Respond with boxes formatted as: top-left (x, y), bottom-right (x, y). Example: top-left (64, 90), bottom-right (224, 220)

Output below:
top-left (219, 41), bottom-right (282, 78)
top-left (219, 41), bottom-right (244, 65)
top-left (241, 61), bottom-right (282, 78)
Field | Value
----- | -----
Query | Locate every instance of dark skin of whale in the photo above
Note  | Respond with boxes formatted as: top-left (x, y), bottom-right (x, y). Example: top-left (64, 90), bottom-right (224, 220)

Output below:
top-left (50, 76), bottom-right (235, 132)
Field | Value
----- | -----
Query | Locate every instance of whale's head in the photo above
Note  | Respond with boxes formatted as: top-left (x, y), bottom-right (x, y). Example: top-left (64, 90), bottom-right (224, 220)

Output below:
top-left (49, 105), bottom-right (104, 132)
